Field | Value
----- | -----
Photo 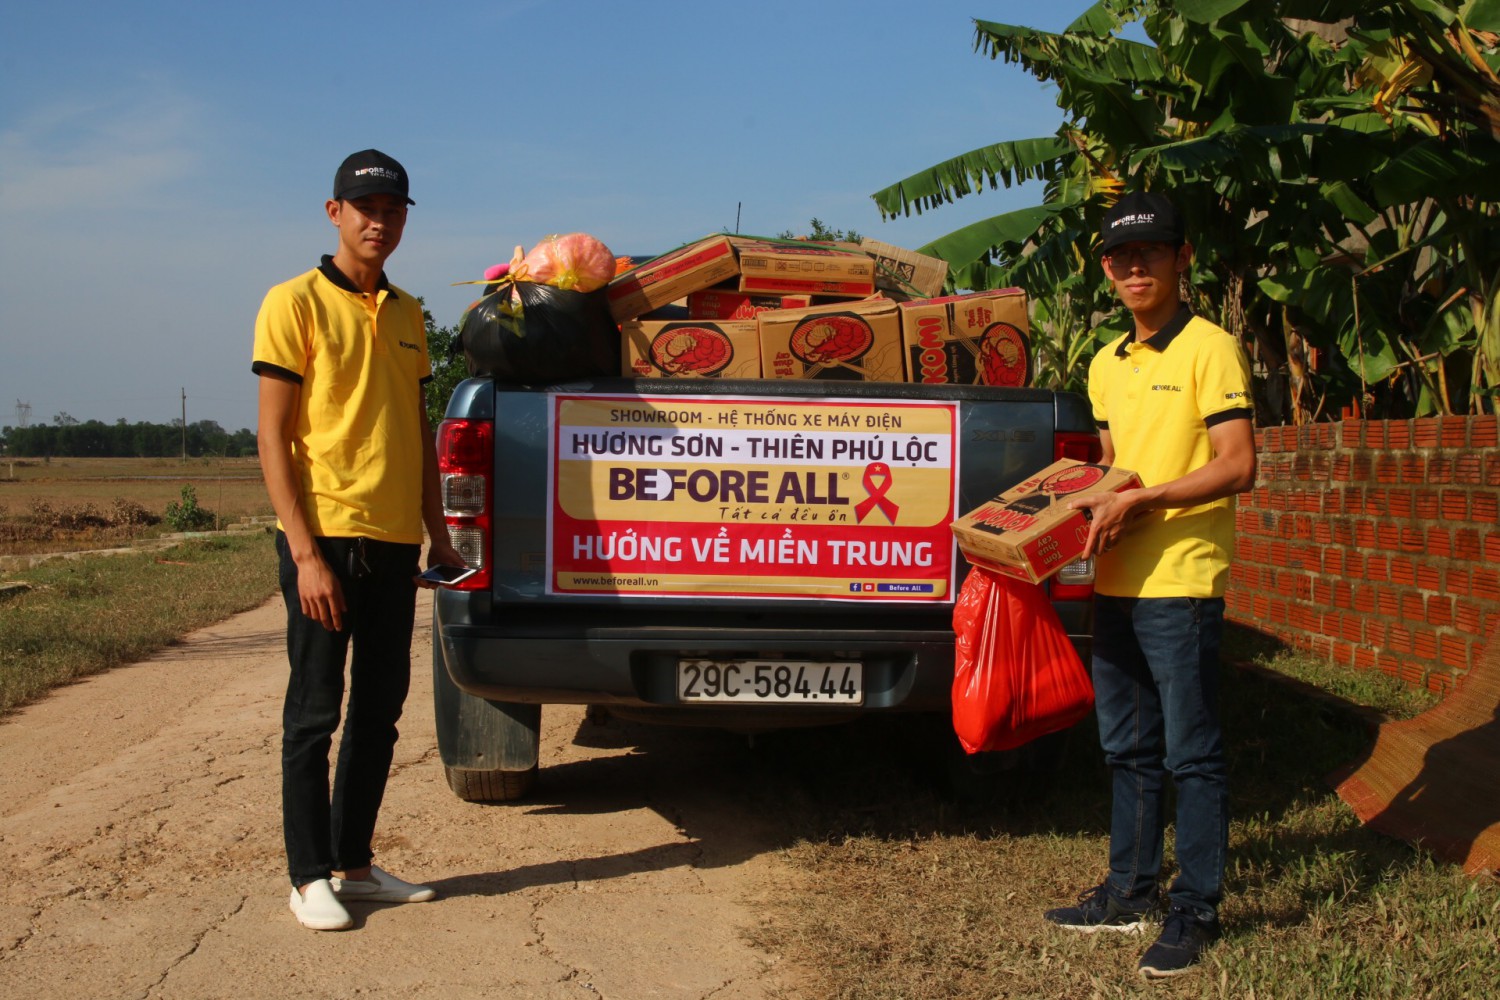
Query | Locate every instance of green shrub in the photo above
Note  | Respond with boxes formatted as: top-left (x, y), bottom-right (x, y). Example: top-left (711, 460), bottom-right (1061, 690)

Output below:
top-left (164, 484), bottom-right (216, 531)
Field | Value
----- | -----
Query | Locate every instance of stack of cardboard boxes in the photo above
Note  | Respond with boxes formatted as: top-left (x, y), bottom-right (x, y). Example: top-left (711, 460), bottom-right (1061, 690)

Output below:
top-left (612, 235), bottom-right (1032, 385)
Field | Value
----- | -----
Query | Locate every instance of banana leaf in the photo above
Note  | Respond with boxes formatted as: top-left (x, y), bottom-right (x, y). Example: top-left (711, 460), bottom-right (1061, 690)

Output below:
top-left (1065, 0), bottom-right (1128, 37)
top-left (1371, 137), bottom-right (1500, 205)
top-left (915, 204), bottom-right (1064, 272)
top-left (871, 137), bottom-right (1073, 218)
top-left (973, 20), bottom-right (1167, 86)
top-left (1470, 0), bottom-right (1500, 31)
top-left (1172, 0), bottom-right (1256, 22)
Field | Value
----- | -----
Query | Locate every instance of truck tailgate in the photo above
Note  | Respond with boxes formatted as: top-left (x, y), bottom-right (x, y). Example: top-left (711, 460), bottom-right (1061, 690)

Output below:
top-left (474, 377), bottom-right (1084, 609)
top-left (434, 377), bottom-right (1093, 715)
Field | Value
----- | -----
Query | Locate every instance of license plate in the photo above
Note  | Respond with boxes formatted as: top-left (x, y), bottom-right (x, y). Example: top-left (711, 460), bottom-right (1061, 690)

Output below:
top-left (677, 660), bottom-right (863, 705)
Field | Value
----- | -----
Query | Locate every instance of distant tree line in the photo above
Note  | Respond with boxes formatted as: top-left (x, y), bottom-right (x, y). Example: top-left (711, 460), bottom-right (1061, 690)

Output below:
top-left (0, 418), bottom-right (257, 458)
top-left (3, 306), bottom-right (464, 458)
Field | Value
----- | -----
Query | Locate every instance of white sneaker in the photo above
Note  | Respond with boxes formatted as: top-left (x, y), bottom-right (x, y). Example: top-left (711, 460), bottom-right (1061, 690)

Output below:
top-left (289, 879), bottom-right (353, 930)
top-left (330, 865), bottom-right (436, 903)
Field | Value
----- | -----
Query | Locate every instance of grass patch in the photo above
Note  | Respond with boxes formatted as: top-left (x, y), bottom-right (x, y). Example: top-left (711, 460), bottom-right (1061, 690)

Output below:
top-left (0, 532), bottom-right (278, 714)
top-left (743, 633), bottom-right (1496, 999)
top-left (1225, 621), bottom-right (1439, 721)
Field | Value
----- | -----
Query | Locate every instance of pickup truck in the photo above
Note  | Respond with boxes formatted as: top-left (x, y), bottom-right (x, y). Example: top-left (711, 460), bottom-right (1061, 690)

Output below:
top-left (431, 375), bottom-right (1100, 801)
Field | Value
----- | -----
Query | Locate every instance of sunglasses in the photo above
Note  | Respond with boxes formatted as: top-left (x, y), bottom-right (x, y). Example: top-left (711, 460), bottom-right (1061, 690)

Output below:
top-left (1102, 244), bottom-right (1175, 269)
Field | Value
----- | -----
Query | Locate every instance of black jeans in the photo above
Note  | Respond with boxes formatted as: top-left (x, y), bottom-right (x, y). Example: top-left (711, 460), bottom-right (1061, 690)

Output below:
top-left (277, 531), bottom-right (420, 887)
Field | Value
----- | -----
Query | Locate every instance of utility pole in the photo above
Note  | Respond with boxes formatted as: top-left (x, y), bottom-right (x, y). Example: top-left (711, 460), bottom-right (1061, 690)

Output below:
top-left (181, 388), bottom-right (187, 462)
top-left (14, 400), bottom-right (30, 428)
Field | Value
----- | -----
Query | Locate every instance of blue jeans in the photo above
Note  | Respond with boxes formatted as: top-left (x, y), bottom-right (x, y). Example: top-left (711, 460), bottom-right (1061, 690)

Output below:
top-left (277, 531), bottom-right (419, 887)
top-left (1092, 595), bottom-right (1228, 917)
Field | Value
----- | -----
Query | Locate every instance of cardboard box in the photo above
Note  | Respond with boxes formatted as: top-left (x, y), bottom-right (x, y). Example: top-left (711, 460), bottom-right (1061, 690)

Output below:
top-left (950, 459), bottom-right (1141, 584)
top-left (687, 287), bottom-right (812, 320)
top-left (607, 236), bottom-right (740, 322)
top-left (732, 238), bottom-right (877, 297)
top-left (837, 238), bottom-right (949, 300)
top-left (900, 288), bottom-right (1032, 386)
top-left (757, 298), bottom-right (905, 382)
top-left (621, 320), bottom-right (761, 379)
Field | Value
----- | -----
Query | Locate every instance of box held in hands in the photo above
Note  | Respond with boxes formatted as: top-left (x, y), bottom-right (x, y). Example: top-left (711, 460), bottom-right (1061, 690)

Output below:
top-left (950, 459), bottom-right (1141, 584)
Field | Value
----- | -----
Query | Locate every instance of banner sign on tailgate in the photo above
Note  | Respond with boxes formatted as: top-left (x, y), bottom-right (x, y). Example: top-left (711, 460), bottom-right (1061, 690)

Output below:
top-left (548, 394), bottom-right (959, 601)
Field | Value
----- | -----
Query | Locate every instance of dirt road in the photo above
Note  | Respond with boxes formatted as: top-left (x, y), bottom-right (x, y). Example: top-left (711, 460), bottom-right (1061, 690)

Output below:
top-left (0, 590), bottom-right (798, 999)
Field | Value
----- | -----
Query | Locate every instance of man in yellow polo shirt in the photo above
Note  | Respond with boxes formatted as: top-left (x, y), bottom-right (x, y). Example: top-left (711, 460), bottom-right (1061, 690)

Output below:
top-left (253, 149), bottom-right (465, 931)
top-left (1041, 192), bottom-right (1256, 978)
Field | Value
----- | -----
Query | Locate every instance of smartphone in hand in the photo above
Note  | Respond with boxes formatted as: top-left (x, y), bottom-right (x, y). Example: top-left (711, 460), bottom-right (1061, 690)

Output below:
top-left (418, 564), bottom-right (478, 587)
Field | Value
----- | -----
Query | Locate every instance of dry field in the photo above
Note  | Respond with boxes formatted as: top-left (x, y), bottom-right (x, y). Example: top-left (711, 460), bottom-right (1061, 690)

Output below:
top-left (0, 455), bottom-right (272, 556)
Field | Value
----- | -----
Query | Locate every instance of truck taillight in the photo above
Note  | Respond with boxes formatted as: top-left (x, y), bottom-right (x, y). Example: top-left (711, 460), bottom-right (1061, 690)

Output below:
top-left (436, 418), bottom-right (493, 591)
top-left (1050, 557), bottom-right (1095, 601)
top-left (1050, 430), bottom-right (1103, 601)
top-left (1054, 431), bottom-right (1102, 464)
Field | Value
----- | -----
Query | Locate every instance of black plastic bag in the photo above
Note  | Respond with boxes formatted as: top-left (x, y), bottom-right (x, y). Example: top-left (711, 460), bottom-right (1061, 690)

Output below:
top-left (458, 280), bottom-right (618, 384)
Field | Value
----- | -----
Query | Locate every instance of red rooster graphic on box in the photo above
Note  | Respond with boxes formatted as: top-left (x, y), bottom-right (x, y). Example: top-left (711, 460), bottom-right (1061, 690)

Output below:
top-left (789, 313), bottom-right (874, 368)
top-left (978, 322), bottom-right (1030, 387)
top-left (649, 325), bottom-right (733, 376)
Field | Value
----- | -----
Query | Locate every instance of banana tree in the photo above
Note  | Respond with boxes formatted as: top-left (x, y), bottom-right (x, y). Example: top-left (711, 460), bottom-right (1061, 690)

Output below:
top-left (873, 0), bottom-right (1500, 418)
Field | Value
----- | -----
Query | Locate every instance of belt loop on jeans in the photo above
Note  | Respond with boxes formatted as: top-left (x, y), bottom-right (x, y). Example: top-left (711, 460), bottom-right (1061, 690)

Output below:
top-left (348, 537), bottom-right (372, 581)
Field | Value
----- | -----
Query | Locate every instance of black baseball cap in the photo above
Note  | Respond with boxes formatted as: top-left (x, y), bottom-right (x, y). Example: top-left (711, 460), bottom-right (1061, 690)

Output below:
top-left (1099, 191), bottom-right (1182, 254)
top-left (333, 149), bottom-right (414, 205)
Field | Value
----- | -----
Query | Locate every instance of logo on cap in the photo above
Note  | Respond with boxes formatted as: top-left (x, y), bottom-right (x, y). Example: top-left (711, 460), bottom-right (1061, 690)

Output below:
top-left (1110, 212), bottom-right (1155, 229)
top-left (334, 149), bottom-right (413, 205)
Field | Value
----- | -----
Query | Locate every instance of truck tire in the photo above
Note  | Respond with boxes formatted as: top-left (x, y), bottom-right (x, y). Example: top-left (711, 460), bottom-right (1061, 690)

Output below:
top-left (445, 762), bottom-right (536, 803)
top-left (432, 610), bottom-right (541, 802)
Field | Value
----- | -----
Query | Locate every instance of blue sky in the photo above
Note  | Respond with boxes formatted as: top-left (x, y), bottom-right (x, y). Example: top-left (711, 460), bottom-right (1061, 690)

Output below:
top-left (1, 1), bottom-right (1080, 433)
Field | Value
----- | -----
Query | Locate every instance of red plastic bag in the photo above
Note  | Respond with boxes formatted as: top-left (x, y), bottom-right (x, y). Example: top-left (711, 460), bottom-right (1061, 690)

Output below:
top-left (951, 566), bottom-right (1094, 753)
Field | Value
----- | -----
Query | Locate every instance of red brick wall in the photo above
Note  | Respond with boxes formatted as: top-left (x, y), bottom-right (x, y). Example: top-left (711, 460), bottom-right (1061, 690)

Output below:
top-left (1228, 416), bottom-right (1500, 696)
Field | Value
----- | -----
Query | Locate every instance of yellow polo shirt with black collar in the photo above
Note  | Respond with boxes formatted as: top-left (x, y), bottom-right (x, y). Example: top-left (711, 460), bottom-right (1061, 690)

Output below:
top-left (1087, 306), bottom-right (1252, 598)
top-left (252, 256), bottom-right (432, 544)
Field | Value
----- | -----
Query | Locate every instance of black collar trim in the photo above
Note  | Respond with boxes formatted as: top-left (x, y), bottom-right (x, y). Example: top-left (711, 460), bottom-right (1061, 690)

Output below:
top-left (1114, 304), bottom-right (1192, 358)
top-left (318, 255), bottom-right (396, 298)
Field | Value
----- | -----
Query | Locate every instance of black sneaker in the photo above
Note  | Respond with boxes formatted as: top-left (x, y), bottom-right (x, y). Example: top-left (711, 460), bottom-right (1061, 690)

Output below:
top-left (1138, 905), bottom-right (1221, 978)
top-left (1043, 883), bottom-right (1157, 934)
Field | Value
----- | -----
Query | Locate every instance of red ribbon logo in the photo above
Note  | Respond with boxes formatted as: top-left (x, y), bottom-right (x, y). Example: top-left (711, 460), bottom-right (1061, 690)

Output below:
top-left (855, 462), bottom-right (900, 524)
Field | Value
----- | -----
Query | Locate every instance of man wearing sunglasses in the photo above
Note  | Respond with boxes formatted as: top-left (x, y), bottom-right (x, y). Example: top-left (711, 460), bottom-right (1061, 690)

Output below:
top-left (1042, 191), bottom-right (1256, 978)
